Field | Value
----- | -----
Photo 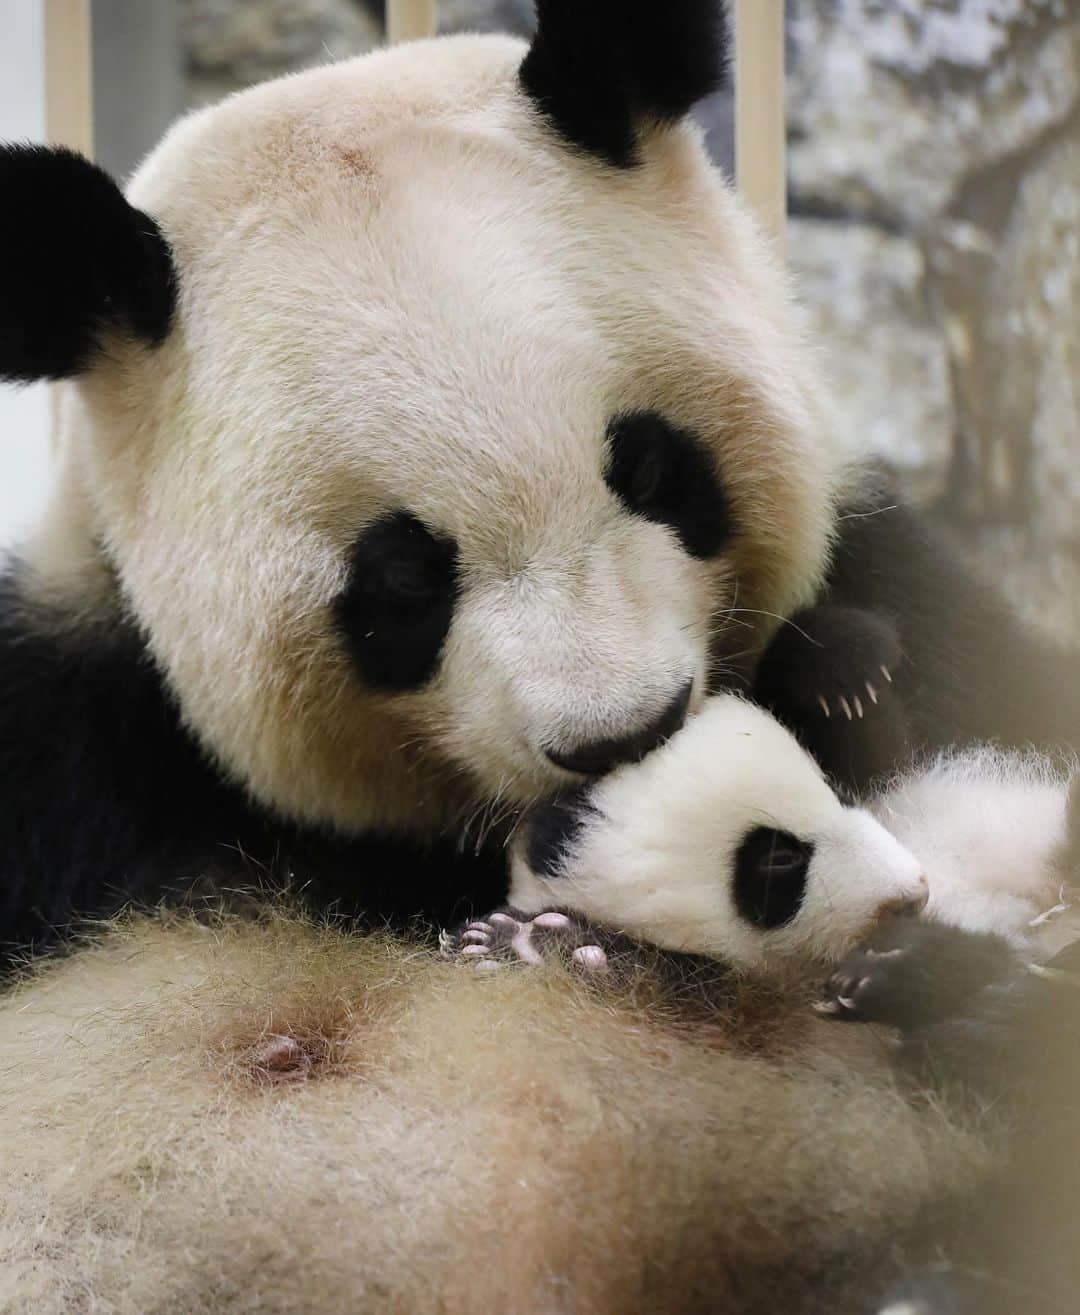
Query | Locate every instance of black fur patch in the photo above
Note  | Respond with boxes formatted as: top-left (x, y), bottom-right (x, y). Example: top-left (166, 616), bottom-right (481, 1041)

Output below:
top-left (0, 564), bottom-right (504, 967)
top-left (333, 511), bottom-right (460, 692)
top-left (605, 412), bottom-right (733, 559)
top-left (0, 144), bottom-right (176, 382)
top-left (733, 827), bottom-right (812, 930)
top-left (820, 920), bottom-right (1017, 1029)
top-left (754, 604), bottom-right (910, 795)
top-left (524, 788), bottom-right (594, 879)
top-left (755, 474), bottom-right (1080, 795)
top-left (519, 0), bottom-right (727, 167)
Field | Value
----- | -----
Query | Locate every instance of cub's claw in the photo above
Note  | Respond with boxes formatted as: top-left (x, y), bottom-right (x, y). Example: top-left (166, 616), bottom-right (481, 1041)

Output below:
top-left (816, 921), bottom-right (1018, 1029)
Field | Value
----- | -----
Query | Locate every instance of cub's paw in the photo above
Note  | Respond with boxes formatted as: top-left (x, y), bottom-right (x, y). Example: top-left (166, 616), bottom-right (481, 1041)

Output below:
top-left (441, 908), bottom-right (610, 973)
top-left (815, 920), bottom-right (1017, 1028)
top-left (755, 604), bottom-right (903, 723)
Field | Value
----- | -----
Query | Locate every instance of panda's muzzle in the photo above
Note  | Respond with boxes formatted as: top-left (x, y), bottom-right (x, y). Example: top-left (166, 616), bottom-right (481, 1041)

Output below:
top-left (543, 679), bottom-right (693, 777)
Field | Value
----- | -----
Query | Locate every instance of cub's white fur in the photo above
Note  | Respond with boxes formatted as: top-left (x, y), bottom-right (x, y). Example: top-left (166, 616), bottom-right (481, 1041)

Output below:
top-left (871, 749), bottom-right (1077, 949)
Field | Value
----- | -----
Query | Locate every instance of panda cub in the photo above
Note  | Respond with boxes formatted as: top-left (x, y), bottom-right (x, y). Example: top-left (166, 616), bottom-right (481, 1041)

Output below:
top-left (462, 696), bottom-right (1079, 980)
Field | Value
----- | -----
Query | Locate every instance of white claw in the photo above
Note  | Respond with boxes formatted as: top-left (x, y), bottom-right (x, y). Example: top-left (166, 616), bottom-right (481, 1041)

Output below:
top-left (839, 695), bottom-right (853, 721)
top-left (572, 945), bottom-right (609, 972)
top-left (880, 665), bottom-right (893, 684)
top-left (852, 694), bottom-right (864, 719)
top-left (533, 911), bottom-right (571, 929)
top-left (812, 999), bottom-right (841, 1016)
top-left (837, 995), bottom-right (858, 1011)
top-left (865, 682), bottom-right (878, 705)
top-left (818, 694), bottom-right (831, 718)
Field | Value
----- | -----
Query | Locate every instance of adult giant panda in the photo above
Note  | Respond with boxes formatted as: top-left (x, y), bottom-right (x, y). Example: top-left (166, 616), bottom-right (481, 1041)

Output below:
top-left (2, 0), bottom-right (1075, 958)
top-left (1, 0), bottom-right (837, 953)
top-left (1, 2), bottom-right (1079, 1311)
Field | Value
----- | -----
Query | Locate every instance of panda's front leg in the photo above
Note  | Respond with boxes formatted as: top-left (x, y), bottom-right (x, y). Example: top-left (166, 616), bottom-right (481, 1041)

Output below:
top-left (441, 908), bottom-right (612, 973)
top-left (754, 604), bottom-right (910, 794)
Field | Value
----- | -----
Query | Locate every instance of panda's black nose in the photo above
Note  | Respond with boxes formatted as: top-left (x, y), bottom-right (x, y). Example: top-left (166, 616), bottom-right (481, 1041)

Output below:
top-left (545, 680), bottom-right (692, 777)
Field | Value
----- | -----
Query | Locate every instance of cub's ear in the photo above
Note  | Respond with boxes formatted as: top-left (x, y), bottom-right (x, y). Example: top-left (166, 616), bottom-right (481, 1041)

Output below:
top-left (520, 0), bottom-right (728, 168)
top-left (0, 144), bottom-right (176, 383)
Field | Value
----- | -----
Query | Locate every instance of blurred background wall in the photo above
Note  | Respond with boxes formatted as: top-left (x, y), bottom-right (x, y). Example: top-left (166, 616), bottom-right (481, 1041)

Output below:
top-left (2, 0), bottom-right (1077, 637)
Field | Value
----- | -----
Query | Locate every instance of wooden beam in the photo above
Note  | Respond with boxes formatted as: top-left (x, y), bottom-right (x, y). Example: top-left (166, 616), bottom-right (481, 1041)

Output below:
top-left (387, 0), bottom-right (437, 45)
top-left (44, 0), bottom-right (93, 156)
top-left (734, 0), bottom-right (787, 257)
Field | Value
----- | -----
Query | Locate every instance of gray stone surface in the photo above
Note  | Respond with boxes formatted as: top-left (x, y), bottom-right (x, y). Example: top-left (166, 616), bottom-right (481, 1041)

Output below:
top-left (789, 218), bottom-right (953, 502)
top-left (789, 0), bottom-right (1080, 226)
top-left (979, 134), bottom-right (1080, 542)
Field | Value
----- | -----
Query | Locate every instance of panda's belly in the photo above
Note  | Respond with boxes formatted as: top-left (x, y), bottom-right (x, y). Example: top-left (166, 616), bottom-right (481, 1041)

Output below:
top-left (0, 913), bottom-right (982, 1315)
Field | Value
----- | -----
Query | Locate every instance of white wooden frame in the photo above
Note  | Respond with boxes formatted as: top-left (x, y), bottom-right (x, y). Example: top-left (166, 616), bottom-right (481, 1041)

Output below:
top-left (386, 0), bottom-right (438, 46)
top-left (734, 0), bottom-right (787, 254)
top-left (45, 0), bottom-right (94, 156)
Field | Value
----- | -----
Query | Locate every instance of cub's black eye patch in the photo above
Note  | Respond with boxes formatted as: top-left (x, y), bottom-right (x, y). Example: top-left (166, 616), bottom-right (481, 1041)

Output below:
top-left (605, 412), bottom-right (733, 559)
top-left (333, 512), bottom-right (459, 692)
top-left (524, 787), bottom-right (595, 880)
top-left (734, 827), bottom-right (813, 930)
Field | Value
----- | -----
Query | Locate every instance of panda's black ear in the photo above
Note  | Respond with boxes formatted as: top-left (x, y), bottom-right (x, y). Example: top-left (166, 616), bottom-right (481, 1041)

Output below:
top-left (519, 0), bottom-right (728, 168)
top-left (0, 144), bottom-right (176, 383)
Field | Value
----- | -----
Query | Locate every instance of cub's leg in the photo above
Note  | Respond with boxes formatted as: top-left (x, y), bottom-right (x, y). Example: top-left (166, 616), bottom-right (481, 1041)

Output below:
top-left (815, 919), bottom-right (1016, 1027)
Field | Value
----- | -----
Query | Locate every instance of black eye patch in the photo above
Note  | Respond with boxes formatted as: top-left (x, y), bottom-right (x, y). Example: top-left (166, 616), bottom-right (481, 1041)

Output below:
top-left (333, 511), bottom-right (459, 692)
top-left (524, 787), bottom-right (596, 880)
top-left (605, 412), bottom-right (733, 559)
top-left (734, 827), bottom-right (814, 930)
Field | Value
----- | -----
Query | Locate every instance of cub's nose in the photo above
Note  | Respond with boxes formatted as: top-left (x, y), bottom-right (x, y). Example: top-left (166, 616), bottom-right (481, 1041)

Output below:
top-left (545, 680), bottom-right (692, 777)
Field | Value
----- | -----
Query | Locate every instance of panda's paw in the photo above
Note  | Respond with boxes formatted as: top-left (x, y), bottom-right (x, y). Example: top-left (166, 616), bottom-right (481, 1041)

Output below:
top-left (755, 604), bottom-right (903, 722)
top-left (441, 908), bottom-right (610, 973)
top-left (815, 920), bottom-right (1017, 1028)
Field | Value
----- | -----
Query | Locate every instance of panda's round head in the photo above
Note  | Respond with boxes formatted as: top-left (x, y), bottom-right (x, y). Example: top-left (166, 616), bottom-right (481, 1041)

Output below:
top-left (509, 697), bottom-right (929, 970)
top-left (2, 4), bottom-right (836, 835)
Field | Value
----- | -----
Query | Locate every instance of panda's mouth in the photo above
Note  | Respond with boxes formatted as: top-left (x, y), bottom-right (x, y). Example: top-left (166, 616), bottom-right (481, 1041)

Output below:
top-left (512, 787), bottom-right (597, 882)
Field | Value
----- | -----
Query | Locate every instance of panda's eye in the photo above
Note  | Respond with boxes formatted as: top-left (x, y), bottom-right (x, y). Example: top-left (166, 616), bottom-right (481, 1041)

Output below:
top-left (733, 827), bottom-right (814, 930)
top-left (333, 511), bottom-right (459, 691)
top-left (604, 411), bottom-right (733, 560)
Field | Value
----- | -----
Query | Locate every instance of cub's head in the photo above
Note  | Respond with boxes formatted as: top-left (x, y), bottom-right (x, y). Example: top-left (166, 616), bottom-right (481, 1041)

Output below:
top-left (509, 697), bottom-right (929, 970)
top-left (1, 2), bottom-right (836, 835)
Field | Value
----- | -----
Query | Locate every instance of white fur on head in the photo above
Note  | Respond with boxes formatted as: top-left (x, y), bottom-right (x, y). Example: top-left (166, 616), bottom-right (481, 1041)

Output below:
top-left (510, 696), bottom-right (927, 970)
top-left (41, 35), bottom-right (836, 833)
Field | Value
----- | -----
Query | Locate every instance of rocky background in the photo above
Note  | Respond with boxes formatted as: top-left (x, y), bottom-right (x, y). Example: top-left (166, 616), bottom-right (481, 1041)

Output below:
top-left (179, 0), bottom-right (1080, 636)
